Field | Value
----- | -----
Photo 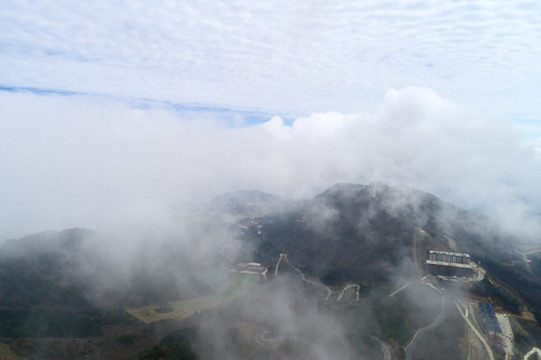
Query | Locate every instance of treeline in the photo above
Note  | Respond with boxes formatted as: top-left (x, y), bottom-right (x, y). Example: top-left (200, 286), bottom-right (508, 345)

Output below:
top-left (0, 254), bottom-right (135, 339)
top-left (138, 328), bottom-right (199, 360)
top-left (473, 256), bottom-right (541, 315)
top-left (0, 256), bottom-right (90, 309)
top-left (470, 278), bottom-right (520, 314)
top-left (0, 308), bottom-right (134, 338)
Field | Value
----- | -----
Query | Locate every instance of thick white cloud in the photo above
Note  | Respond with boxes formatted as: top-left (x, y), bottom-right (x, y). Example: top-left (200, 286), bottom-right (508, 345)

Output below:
top-left (1, 88), bottom-right (540, 239)
top-left (1, 1), bottom-right (540, 124)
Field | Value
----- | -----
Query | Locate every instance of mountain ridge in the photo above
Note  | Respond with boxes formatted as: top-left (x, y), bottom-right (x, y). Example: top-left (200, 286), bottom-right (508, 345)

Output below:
top-left (2, 182), bottom-right (541, 359)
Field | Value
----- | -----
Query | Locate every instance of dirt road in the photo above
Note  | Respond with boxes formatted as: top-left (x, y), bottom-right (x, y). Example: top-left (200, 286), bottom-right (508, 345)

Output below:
top-left (455, 301), bottom-right (494, 360)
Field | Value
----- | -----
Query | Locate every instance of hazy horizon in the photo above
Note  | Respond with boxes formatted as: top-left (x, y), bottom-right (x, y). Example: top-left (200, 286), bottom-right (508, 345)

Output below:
top-left (2, 1), bottom-right (541, 240)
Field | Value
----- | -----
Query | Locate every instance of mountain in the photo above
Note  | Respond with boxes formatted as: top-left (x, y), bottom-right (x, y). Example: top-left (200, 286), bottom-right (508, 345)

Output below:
top-left (202, 190), bottom-right (290, 224)
top-left (1, 183), bottom-right (541, 359)
top-left (243, 183), bottom-right (518, 285)
top-left (245, 183), bottom-right (416, 284)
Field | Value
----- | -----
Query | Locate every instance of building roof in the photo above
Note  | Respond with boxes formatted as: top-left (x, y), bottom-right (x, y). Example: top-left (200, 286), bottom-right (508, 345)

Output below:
top-left (428, 250), bottom-right (470, 258)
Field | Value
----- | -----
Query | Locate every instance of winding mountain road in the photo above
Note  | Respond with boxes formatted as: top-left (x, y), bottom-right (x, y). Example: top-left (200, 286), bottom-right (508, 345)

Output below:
top-left (455, 301), bottom-right (494, 360)
top-left (275, 254), bottom-right (332, 301)
top-left (255, 330), bottom-right (284, 345)
top-left (268, 255), bottom-right (393, 359)
top-left (389, 282), bottom-right (412, 297)
top-left (371, 335), bottom-right (391, 360)
top-left (524, 347), bottom-right (541, 360)
top-left (404, 292), bottom-right (446, 360)
top-left (274, 253), bottom-right (286, 277)
top-left (338, 284), bottom-right (360, 302)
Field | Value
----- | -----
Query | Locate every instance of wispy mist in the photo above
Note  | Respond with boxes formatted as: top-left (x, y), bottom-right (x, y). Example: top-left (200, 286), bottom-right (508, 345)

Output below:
top-left (1, 87), bottom-right (540, 239)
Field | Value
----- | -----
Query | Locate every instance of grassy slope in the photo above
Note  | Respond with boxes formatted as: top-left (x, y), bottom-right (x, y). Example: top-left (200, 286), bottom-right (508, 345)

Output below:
top-left (127, 273), bottom-right (259, 323)
top-left (0, 343), bottom-right (26, 360)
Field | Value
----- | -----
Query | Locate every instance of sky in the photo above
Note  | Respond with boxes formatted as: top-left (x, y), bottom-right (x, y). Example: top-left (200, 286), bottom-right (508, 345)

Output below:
top-left (1, 0), bottom-right (541, 239)
top-left (2, 0), bottom-right (541, 123)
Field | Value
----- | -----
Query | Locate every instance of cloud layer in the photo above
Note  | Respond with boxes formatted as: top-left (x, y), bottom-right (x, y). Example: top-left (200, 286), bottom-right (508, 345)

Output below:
top-left (1, 1), bottom-right (540, 123)
top-left (1, 87), bottom-right (540, 239)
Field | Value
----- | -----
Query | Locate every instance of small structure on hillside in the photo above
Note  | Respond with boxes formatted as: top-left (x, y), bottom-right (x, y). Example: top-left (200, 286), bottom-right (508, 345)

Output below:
top-left (237, 262), bottom-right (266, 272)
top-left (426, 250), bottom-right (473, 278)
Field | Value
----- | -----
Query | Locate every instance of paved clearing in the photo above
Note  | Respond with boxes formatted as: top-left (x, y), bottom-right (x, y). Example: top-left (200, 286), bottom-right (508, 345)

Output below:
top-left (496, 313), bottom-right (513, 360)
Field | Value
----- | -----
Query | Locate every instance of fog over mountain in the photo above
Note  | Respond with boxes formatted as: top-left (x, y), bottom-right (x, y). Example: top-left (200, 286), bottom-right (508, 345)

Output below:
top-left (2, 182), bottom-right (540, 359)
top-left (2, 1), bottom-right (541, 359)
top-left (2, 87), bottom-right (541, 241)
